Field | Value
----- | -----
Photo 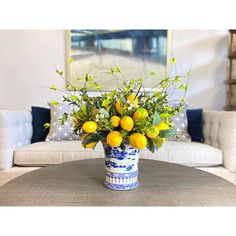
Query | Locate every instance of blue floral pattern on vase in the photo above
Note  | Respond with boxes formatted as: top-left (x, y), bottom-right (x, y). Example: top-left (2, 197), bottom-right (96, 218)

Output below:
top-left (103, 144), bottom-right (140, 191)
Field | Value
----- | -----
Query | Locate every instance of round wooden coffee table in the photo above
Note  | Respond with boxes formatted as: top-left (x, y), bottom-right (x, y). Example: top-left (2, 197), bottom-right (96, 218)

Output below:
top-left (1, 159), bottom-right (236, 206)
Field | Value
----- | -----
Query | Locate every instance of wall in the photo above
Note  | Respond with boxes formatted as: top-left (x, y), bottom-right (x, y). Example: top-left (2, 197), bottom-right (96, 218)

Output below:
top-left (0, 30), bottom-right (228, 111)
top-left (171, 30), bottom-right (228, 110)
top-left (0, 30), bottom-right (65, 110)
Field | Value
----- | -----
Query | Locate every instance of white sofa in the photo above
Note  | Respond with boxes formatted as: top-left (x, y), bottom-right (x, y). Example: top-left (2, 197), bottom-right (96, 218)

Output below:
top-left (1, 110), bottom-right (236, 172)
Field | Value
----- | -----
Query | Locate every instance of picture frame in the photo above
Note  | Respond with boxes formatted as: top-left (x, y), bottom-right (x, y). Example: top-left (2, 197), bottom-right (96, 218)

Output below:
top-left (65, 30), bottom-right (171, 91)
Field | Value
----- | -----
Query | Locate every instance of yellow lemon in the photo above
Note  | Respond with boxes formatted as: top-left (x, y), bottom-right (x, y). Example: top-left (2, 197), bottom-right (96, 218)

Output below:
top-left (73, 117), bottom-right (78, 124)
top-left (129, 133), bottom-right (147, 149)
top-left (157, 122), bottom-right (170, 131)
top-left (82, 121), bottom-right (97, 133)
top-left (84, 142), bottom-right (97, 149)
top-left (120, 116), bottom-right (134, 131)
top-left (110, 116), bottom-right (120, 127)
top-left (132, 108), bottom-right (148, 122)
top-left (115, 99), bottom-right (126, 115)
top-left (146, 126), bottom-right (160, 139)
top-left (107, 131), bottom-right (123, 147)
top-left (127, 93), bottom-right (138, 107)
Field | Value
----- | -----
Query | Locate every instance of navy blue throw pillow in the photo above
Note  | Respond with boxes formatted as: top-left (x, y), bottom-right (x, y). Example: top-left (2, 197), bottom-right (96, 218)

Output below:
top-left (31, 106), bottom-right (51, 143)
top-left (186, 109), bottom-right (204, 143)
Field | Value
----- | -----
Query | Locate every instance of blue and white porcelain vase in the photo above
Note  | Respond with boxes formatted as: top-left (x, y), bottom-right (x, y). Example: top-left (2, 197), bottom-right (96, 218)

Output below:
top-left (104, 144), bottom-right (140, 191)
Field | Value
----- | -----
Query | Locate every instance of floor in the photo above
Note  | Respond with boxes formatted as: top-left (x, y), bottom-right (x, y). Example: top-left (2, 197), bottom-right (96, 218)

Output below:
top-left (0, 165), bottom-right (236, 187)
top-left (0, 167), bottom-right (40, 187)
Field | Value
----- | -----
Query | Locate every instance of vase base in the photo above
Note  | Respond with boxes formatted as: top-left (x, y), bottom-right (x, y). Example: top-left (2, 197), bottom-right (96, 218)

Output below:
top-left (104, 180), bottom-right (139, 191)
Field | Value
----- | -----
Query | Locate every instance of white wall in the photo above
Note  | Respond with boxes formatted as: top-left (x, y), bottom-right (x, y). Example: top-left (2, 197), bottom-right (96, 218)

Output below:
top-left (0, 30), bottom-right (228, 111)
top-left (0, 30), bottom-right (65, 110)
top-left (171, 30), bottom-right (228, 110)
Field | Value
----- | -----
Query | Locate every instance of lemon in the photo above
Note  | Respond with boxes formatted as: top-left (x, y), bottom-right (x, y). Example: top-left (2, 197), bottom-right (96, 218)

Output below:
top-left (157, 122), bottom-right (170, 131)
top-left (115, 99), bottom-right (126, 115)
top-left (82, 121), bottom-right (97, 133)
top-left (146, 126), bottom-right (160, 139)
top-left (84, 142), bottom-right (97, 149)
top-left (110, 116), bottom-right (120, 127)
top-left (129, 133), bottom-right (147, 149)
top-left (127, 93), bottom-right (138, 107)
top-left (107, 131), bottom-right (123, 147)
top-left (120, 116), bottom-right (134, 131)
top-left (73, 117), bottom-right (78, 124)
top-left (132, 108), bottom-right (148, 122)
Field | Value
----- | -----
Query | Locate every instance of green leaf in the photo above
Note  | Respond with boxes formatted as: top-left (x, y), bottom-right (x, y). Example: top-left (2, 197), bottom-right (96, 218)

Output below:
top-left (178, 84), bottom-right (189, 91)
top-left (170, 58), bottom-right (176, 64)
top-left (100, 108), bottom-right (109, 118)
top-left (146, 139), bottom-right (155, 153)
top-left (71, 84), bottom-right (78, 91)
top-left (83, 133), bottom-right (101, 147)
top-left (66, 84), bottom-right (71, 90)
top-left (160, 113), bottom-right (172, 118)
top-left (108, 68), bottom-right (114, 75)
top-left (50, 85), bottom-right (57, 91)
top-left (150, 72), bottom-right (156, 76)
top-left (102, 99), bottom-right (111, 107)
top-left (43, 123), bottom-right (50, 129)
top-left (109, 89), bottom-right (116, 100)
top-left (120, 142), bottom-right (126, 150)
top-left (160, 128), bottom-right (177, 138)
top-left (69, 57), bottom-right (74, 64)
top-left (187, 70), bottom-right (192, 76)
top-left (95, 84), bottom-right (101, 91)
top-left (55, 69), bottom-right (64, 76)
top-left (173, 76), bottom-right (181, 83)
top-left (85, 74), bottom-right (93, 82)
top-left (115, 66), bottom-right (121, 73)
top-left (153, 111), bottom-right (161, 126)
top-left (153, 136), bottom-right (165, 148)
top-left (80, 105), bottom-right (87, 115)
top-left (51, 100), bottom-right (59, 105)
top-left (68, 95), bottom-right (79, 102)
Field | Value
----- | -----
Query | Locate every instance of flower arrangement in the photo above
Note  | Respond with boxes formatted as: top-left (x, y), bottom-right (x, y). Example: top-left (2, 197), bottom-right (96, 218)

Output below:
top-left (48, 58), bottom-right (190, 153)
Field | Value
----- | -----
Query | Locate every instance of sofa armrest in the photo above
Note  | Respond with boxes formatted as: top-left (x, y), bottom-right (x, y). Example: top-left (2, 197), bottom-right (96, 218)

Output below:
top-left (203, 110), bottom-right (236, 172)
top-left (0, 110), bottom-right (33, 169)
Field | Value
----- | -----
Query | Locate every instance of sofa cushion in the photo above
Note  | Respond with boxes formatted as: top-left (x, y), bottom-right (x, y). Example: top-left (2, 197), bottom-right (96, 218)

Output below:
top-left (187, 108), bottom-right (204, 142)
top-left (0, 110), bottom-right (32, 169)
top-left (46, 103), bottom-right (80, 141)
top-left (142, 141), bottom-right (222, 167)
top-left (14, 141), bottom-right (105, 166)
top-left (31, 106), bottom-right (51, 143)
top-left (170, 103), bottom-right (191, 142)
top-left (14, 141), bottom-right (222, 167)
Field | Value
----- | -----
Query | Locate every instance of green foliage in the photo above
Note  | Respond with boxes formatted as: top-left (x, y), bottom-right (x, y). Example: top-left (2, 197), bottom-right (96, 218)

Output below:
top-left (43, 123), bottom-right (50, 129)
top-left (51, 100), bottom-right (59, 105)
top-left (83, 133), bottom-right (101, 147)
top-left (170, 58), bottom-right (177, 64)
top-left (146, 138), bottom-right (155, 153)
top-left (55, 69), bottom-right (63, 76)
top-left (160, 128), bottom-right (177, 139)
top-left (153, 111), bottom-right (161, 126)
top-left (50, 62), bottom-right (190, 152)
top-left (50, 85), bottom-right (57, 91)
